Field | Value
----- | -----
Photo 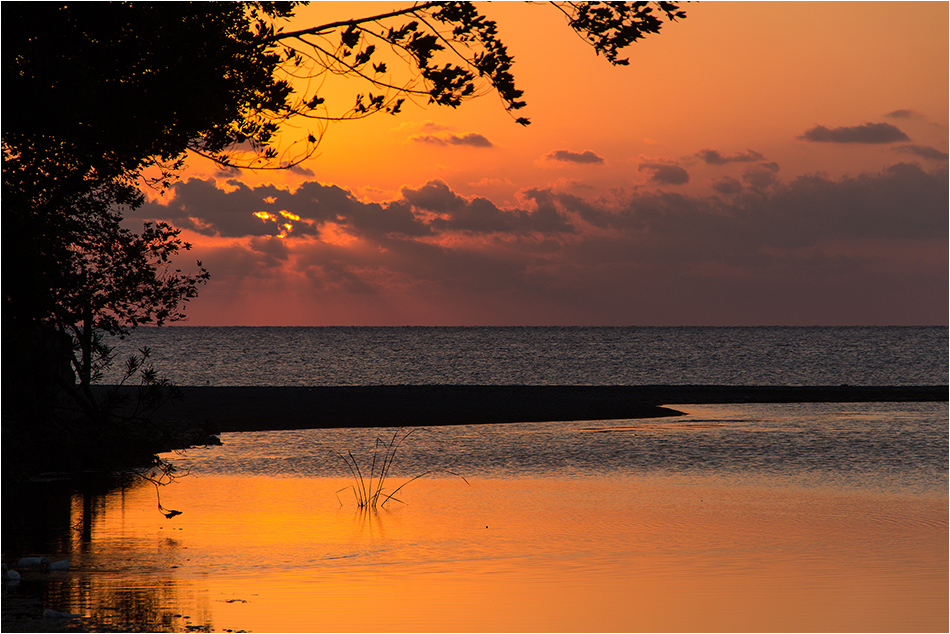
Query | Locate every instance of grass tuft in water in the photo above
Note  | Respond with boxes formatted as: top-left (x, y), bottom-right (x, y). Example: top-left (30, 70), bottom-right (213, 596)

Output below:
top-left (335, 428), bottom-right (468, 508)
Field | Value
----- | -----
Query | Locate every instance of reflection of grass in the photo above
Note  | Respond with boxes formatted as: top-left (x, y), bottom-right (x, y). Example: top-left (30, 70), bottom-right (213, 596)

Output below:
top-left (336, 429), bottom-right (468, 508)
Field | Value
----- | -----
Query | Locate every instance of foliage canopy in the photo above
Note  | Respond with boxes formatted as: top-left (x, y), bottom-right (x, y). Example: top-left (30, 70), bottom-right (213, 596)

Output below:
top-left (6, 1), bottom-right (685, 176)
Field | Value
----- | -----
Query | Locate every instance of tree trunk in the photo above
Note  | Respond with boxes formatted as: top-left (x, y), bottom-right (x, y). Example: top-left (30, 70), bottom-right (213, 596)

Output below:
top-left (79, 305), bottom-right (96, 410)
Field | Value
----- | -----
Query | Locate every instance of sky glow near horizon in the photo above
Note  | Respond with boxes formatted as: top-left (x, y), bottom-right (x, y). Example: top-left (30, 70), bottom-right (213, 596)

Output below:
top-left (134, 1), bottom-right (948, 326)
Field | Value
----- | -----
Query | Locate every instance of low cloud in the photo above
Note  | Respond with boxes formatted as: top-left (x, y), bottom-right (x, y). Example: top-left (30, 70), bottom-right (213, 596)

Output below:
top-left (412, 132), bottom-right (493, 147)
top-left (711, 177), bottom-right (742, 195)
top-left (544, 149), bottom-right (605, 164)
top-left (895, 144), bottom-right (949, 161)
top-left (742, 162), bottom-right (780, 190)
top-left (638, 162), bottom-right (690, 185)
top-left (133, 179), bottom-right (310, 238)
top-left (885, 109), bottom-right (919, 120)
top-left (138, 163), bottom-right (947, 326)
top-left (799, 122), bottom-right (910, 144)
top-left (288, 164), bottom-right (315, 177)
top-left (401, 181), bottom-right (576, 234)
top-left (400, 180), bottom-right (467, 213)
top-left (696, 149), bottom-right (765, 165)
top-left (134, 177), bottom-right (575, 241)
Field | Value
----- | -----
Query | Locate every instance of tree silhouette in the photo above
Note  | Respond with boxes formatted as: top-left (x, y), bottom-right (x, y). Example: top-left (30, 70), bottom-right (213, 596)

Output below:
top-left (2, 1), bottom-right (685, 476)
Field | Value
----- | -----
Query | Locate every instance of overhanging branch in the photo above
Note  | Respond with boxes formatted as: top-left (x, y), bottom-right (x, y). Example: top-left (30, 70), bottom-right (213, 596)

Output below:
top-left (264, 2), bottom-right (443, 44)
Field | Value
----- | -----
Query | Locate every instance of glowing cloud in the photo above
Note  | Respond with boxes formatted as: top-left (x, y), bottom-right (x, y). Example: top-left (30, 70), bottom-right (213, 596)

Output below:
top-left (254, 210), bottom-right (300, 238)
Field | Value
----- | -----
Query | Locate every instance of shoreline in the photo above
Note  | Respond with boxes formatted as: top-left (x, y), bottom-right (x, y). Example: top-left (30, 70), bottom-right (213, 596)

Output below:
top-left (97, 384), bottom-right (950, 433)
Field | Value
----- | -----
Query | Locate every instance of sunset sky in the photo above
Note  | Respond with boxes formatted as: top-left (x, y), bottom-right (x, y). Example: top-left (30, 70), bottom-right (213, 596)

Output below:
top-left (134, 1), bottom-right (948, 326)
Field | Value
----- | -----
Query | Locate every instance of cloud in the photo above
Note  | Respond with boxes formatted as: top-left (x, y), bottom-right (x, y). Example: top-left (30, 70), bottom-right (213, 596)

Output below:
top-left (133, 178), bottom-right (314, 238)
top-left (400, 180), bottom-right (467, 213)
top-left (142, 164), bottom-right (947, 326)
top-left (696, 149), bottom-right (765, 165)
top-left (799, 122), bottom-right (910, 144)
top-left (638, 162), bottom-right (690, 185)
top-left (712, 177), bottom-right (742, 195)
top-left (749, 162), bottom-right (948, 245)
top-left (411, 132), bottom-right (493, 147)
top-left (248, 236), bottom-right (292, 267)
top-left (547, 162), bottom-right (947, 246)
top-left (288, 164), bottom-right (315, 177)
top-left (895, 144), bottom-right (949, 161)
top-left (400, 181), bottom-right (576, 234)
top-left (741, 162), bottom-right (780, 190)
top-left (515, 164), bottom-right (945, 323)
top-left (544, 149), bottom-right (605, 164)
top-left (884, 109), bottom-right (919, 120)
top-left (143, 165), bottom-right (947, 252)
top-left (133, 178), bottom-right (429, 239)
top-left (136, 177), bottom-right (575, 242)
top-left (290, 180), bottom-right (432, 239)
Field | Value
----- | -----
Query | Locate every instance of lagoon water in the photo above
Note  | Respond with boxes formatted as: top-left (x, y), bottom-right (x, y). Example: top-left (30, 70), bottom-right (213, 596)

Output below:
top-left (5, 403), bottom-right (947, 631)
top-left (4, 327), bottom-right (948, 631)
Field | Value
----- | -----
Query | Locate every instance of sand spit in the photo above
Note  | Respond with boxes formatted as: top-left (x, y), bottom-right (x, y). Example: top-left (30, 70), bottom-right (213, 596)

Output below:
top-left (94, 384), bottom-right (948, 432)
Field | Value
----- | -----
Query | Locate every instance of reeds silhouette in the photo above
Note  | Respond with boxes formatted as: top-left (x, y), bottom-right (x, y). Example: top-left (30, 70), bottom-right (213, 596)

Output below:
top-left (336, 428), bottom-right (468, 508)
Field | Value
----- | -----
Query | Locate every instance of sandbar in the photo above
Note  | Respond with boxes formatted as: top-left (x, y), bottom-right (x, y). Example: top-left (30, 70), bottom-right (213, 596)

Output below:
top-left (107, 384), bottom-right (949, 432)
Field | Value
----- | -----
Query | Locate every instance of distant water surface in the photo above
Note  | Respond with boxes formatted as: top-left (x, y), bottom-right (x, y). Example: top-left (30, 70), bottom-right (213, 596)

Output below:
top-left (100, 325), bottom-right (947, 386)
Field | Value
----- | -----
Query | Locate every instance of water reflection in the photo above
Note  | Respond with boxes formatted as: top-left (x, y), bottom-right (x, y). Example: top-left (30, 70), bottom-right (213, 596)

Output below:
top-left (2, 475), bottom-right (215, 631)
top-left (167, 402), bottom-right (949, 493)
top-left (3, 403), bottom-right (947, 631)
top-left (3, 471), bottom-right (947, 632)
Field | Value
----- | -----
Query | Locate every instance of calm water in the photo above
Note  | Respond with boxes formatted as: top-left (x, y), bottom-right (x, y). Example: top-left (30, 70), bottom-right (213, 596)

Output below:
top-left (168, 402), bottom-right (949, 494)
top-left (3, 403), bottom-right (947, 631)
top-left (100, 325), bottom-right (948, 386)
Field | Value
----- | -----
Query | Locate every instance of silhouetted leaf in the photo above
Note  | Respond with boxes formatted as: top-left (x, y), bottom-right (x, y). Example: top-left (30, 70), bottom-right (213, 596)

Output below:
top-left (341, 23), bottom-right (360, 48)
top-left (353, 44), bottom-right (375, 67)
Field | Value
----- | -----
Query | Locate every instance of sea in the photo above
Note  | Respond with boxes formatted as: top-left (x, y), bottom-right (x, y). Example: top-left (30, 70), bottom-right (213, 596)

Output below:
top-left (100, 325), bottom-right (948, 387)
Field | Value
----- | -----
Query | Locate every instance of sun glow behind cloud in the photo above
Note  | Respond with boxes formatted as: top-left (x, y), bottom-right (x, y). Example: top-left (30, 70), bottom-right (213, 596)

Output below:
top-left (252, 209), bottom-right (304, 238)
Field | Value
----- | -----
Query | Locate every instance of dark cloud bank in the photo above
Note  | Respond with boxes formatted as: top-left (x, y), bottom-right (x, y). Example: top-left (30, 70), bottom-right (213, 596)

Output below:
top-left (799, 122), bottom-right (910, 144)
top-left (136, 162), bottom-right (948, 324)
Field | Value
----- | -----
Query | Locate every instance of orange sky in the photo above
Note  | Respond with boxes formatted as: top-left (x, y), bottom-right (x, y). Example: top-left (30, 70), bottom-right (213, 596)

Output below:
top-left (134, 1), bottom-right (948, 326)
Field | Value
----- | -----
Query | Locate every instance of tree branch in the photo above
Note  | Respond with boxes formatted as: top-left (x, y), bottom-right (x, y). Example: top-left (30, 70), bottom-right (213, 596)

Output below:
top-left (293, 35), bottom-right (432, 97)
top-left (264, 2), bottom-right (443, 44)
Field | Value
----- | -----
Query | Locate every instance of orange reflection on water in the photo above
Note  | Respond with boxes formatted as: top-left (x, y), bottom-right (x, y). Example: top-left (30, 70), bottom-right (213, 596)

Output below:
top-left (57, 475), bottom-right (947, 632)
